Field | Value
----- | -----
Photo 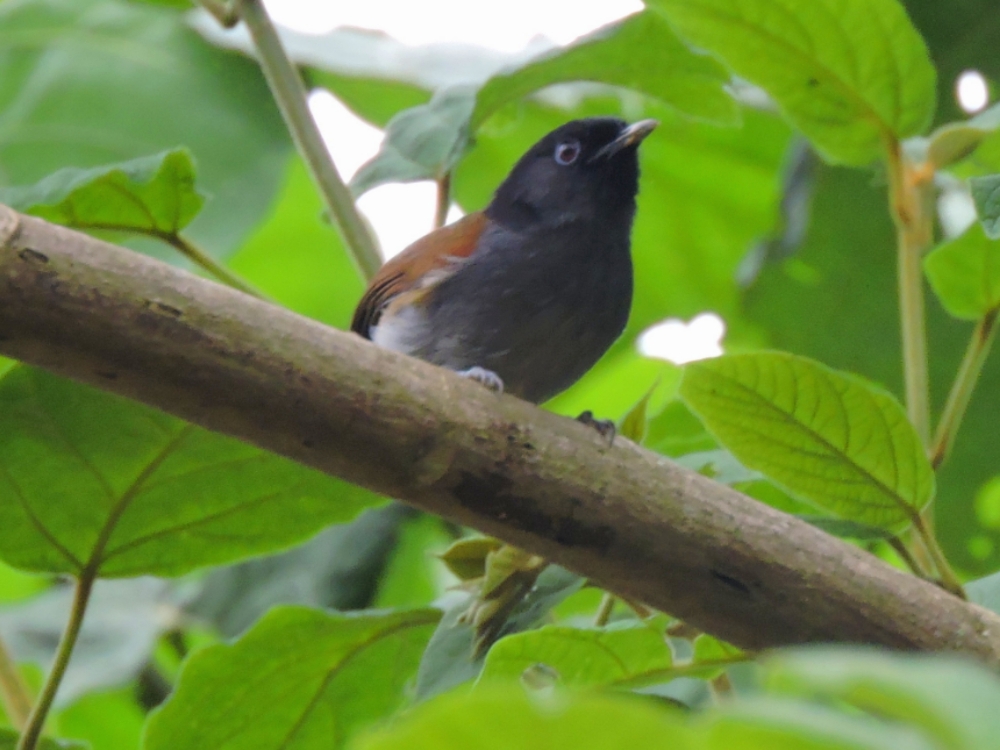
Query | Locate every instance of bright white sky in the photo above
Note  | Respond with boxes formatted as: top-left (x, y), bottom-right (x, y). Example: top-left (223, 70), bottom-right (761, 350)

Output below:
top-left (261, 0), bottom-right (724, 364)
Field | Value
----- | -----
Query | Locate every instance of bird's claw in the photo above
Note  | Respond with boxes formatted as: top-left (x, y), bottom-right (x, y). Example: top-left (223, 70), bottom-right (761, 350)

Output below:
top-left (577, 410), bottom-right (616, 444)
top-left (459, 366), bottom-right (504, 394)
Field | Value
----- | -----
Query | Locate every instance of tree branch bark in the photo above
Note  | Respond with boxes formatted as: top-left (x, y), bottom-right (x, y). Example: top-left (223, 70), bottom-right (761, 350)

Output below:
top-left (1, 205), bottom-right (999, 661)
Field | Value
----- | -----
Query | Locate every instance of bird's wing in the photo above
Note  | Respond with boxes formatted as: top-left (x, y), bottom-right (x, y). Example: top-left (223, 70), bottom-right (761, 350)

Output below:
top-left (350, 211), bottom-right (488, 338)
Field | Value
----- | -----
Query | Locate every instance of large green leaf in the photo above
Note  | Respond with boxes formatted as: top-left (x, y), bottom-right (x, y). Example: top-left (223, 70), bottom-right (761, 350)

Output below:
top-left (703, 697), bottom-right (937, 750)
top-left (0, 0), bottom-right (289, 256)
top-left (479, 620), bottom-right (672, 689)
top-left (924, 222), bottom-right (1000, 320)
top-left (143, 607), bottom-right (440, 750)
top-left (185, 505), bottom-right (416, 638)
top-left (923, 103), bottom-right (1000, 170)
top-left (351, 686), bottom-right (691, 750)
top-left (680, 352), bottom-right (934, 529)
top-left (0, 729), bottom-right (87, 750)
top-left (0, 150), bottom-right (203, 237)
top-left (350, 86), bottom-right (476, 196)
top-left (649, 0), bottom-right (936, 165)
top-left (471, 12), bottom-right (738, 128)
top-left (742, 165), bottom-right (999, 572)
top-left (415, 566), bottom-right (584, 701)
top-left (0, 367), bottom-right (381, 577)
top-left (352, 11), bottom-right (744, 197)
top-left (764, 647), bottom-right (1000, 750)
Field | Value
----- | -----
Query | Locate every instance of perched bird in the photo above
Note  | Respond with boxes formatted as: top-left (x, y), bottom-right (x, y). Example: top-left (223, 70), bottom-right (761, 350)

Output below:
top-left (351, 117), bottom-right (656, 405)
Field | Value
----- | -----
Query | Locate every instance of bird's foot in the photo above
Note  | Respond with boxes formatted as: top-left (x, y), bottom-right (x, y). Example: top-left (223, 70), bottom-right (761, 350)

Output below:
top-left (577, 410), bottom-right (616, 444)
top-left (459, 366), bottom-right (504, 394)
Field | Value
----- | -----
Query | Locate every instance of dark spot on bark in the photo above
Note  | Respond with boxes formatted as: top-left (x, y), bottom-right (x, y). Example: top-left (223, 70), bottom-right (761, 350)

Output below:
top-left (146, 301), bottom-right (183, 317)
top-left (302, 438), bottom-right (315, 449)
top-left (96, 370), bottom-right (118, 380)
top-left (711, 569), bottom-right (751, 596)
top-left (18, 248), bottom-right (48, 264)
top-left (522, 442), bottom-right (534, 451)
top-left (453, 471), bottom-right (615, 553)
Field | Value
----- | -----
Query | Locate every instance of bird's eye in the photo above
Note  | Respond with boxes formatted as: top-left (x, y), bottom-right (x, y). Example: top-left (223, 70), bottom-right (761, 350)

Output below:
top-left (554, 140), bottom-right (581, 165)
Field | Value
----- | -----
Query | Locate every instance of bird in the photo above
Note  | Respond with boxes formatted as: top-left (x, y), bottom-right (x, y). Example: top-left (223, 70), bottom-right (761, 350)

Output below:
top-left (351, 116), bottom-right (656, 406)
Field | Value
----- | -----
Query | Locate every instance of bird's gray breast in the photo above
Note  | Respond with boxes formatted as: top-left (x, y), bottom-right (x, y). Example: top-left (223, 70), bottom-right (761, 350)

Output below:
top-left (385, 221), bottom-right (633, 404)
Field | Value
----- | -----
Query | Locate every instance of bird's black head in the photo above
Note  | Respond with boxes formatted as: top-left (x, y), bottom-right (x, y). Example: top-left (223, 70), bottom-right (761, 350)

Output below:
top-left (486, 117), bottom-right (657, 231)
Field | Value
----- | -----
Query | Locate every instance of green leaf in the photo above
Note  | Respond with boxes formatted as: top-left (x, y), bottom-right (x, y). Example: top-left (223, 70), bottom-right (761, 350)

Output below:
top-left (480, 620), bottom-right (672, 689)
top-left (0, 729), bottom-right (88, 750)
top-left (350, 86), bottom-right (477, 196)
top-left (351, 685), bottom-right (690, 750)
top-left (764, 647), bottom-right (1000, 750)
top-left (415, 567), bottom-right (584, 701)
top-left (704, 697), bottom-right (938, 750)
top-left (144, 607), bottom-right (440, 750)
top-left (618, 380), bottom-right (662, 444)
top-left (374, 514), bottom-right (452, 608)
top-left (645, 400), bottom-right (719, 457)
top-left (228, 157), bottom-right (364, 328)
top-left (0, 0), bottom-right (289, 256)
top-left (439, 537), bottom-right (504, 581)
top-left (0, 150), bottom-right (203, 237)
top-left (924, 222), bottom-right (1000, 319)
top-left (679, 352), bottom-right (934, 530)
top-left (185, 505), bottom-right (414, 638)
top-left (0, 367), bottom-right (381, 577)
top-left (54, 685), bottom-right (145, 750)
top-left (970, 174), bottom-right (1000, 239)
top-left (649, 0), bottom-right (936, 165)
top-left (795, 516), bottom-right (894, 541)
top-left (924, 103), bottom-right (1000, 169)
top-left (471, 12), bottom-right (738, 129)
top-left (309, 71), bottom-right (431, 129)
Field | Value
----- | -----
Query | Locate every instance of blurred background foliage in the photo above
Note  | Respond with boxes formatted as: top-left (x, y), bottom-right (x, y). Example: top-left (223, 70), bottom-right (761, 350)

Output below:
top-left (0, 0), bottom-right (999, 748)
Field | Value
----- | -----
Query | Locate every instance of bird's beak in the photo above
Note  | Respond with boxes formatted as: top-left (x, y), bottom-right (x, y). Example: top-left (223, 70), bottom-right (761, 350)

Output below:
top-left (590, 119), bottom-right (659, 162)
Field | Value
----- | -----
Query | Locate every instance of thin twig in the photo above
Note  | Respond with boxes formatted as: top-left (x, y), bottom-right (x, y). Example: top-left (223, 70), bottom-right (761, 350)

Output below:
top-left (0, 634), bottom-right (32, 731)
top-left (196, 0), bottom-right (239, 27)
top-left (885, 140), bottom-right (933, 446)
top-left (15, 577), bottom-right (95, 750)
top-left (931, 309), bottom-right (999, 469)
top-left (159, 233), bottom-right (268, 300)
top-left (434, 173), bottom-right (452, 230)
top-left (911, 512), bottom-right (965, 599)
top-left (236, 0), bottom-right (382, 281)
top-left (612, 654), bottom-right (753, 691)
top-left (887, 534), bottom-right (931, 578)
top-left (593, 592), bottom-right (616, 627)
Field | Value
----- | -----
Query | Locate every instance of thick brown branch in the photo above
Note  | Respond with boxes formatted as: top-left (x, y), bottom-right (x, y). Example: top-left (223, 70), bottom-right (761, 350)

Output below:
top-left (1, 205), bottom-right (999, 660)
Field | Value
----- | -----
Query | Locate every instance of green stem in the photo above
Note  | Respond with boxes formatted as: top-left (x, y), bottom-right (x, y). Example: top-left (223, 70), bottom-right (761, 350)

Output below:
top-left (911, 512), bottom-right (965, 598)
top-left (886, 141), bottom-right (933, 446)
top-left (161, 233), bottom-right (268, 300)
top-left (16, 576), bottom-right (95, 750)
top-left (0, 634), bottom-right (32, 731)
top-left (593, 592), bottom-right (616, 627)
top-left (434, 173), bottom-right (451, 230)
top-left (931, 309), bottom-right (999, 469)
top-left (611, 653), bottom-right (753, 691)
top-left (196, 0), bottom-right (238, 26)
top-left (887, 535), bottom-right (930, 578)
top-left (236, 0), bottom-right (382, 281)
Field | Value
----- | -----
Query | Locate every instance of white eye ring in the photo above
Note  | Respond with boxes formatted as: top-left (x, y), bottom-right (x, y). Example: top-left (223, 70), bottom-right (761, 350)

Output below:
top-left (554, 140), bottom-right (581, 165)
